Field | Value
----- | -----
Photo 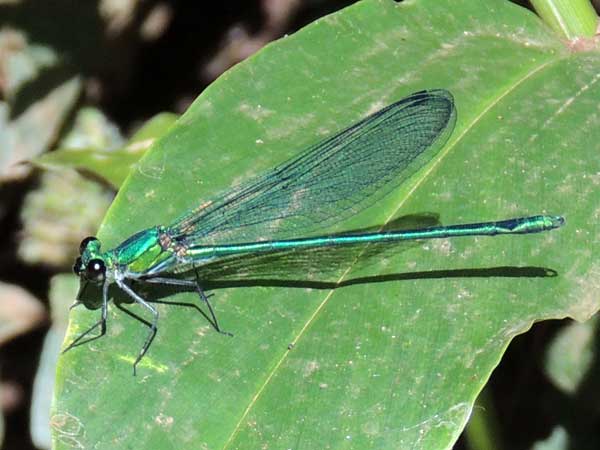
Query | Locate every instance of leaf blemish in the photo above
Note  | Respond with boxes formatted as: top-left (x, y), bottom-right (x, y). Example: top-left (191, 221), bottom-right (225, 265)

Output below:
top-left (155, 413), bottom-right (175, 428)
top-left (303, 360), bottom-right (320, 377)
top-left (237, 102), bottom-right (274, 121)
top-left (50, 411), bottom-right (85, 449)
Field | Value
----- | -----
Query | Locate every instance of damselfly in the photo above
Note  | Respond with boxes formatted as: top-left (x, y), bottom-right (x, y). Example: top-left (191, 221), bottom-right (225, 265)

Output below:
top-left (66, 90), bottom-right (564, 374)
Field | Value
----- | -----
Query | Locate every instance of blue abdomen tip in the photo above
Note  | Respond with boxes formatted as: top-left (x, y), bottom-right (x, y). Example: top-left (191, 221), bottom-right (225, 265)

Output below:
top-left (549, 216), bottom-right (565, 228)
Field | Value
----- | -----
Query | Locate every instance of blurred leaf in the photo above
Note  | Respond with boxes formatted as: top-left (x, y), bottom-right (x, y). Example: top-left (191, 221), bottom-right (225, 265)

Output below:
top-left (54, 0), bottom-right (599, 449)
top-left (21, 109), bottom-right (176, 268)
top-left (544, 317), bottom-right (597, 394)
top-left (531, 426), bottom-right (569, 450)
top-left (127, 112), bottom-right (178, 144)
top-left (0, 27), bottom-right (57, 99)
top-left (18, 170), bottom-right (113, 268)
top-left (0, 28), bottom-right (81, 181)
top-left (31, 274), bottom-right (78, 450)
top-left (58, 107), bottom-right (124, 151)
top-left (35, 112), bottom-right (178, 188)
top-left (530, 0), bottom-right (598, 39)
top-left (464, 388), bottom-right (502, 450)
top-left (0, 281), bottom-right (45, 345)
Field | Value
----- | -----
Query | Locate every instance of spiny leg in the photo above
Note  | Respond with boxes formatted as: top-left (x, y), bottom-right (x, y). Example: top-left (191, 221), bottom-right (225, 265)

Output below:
top-left (68, 279), bottom-right (90, 310)
top-left (114, 302), bottom-right (154, 376)
top-left (114, 302), bottom-right (152, 329)
top-left (68, 300), bottom-right (82, 310)
top-left (62, 280), bottom-right (109, 353)
top-left (194, 280), bottom-right (232, 337)
top-left (117, 280), bottom-right (158, 376)
top-left (143, 296), bottom-right (223, 334)
top-left (142, 276), bottom-right (232, 336)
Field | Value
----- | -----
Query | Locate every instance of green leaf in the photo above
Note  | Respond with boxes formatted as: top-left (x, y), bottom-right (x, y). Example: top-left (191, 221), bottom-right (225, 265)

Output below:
top-left (36, 112), bottom-right (178, 188)
top-left (53, 0), bottom-right (599, 449)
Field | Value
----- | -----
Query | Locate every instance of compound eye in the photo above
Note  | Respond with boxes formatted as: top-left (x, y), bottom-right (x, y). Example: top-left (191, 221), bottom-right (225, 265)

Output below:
top-left (86, 259), bottom-right (106, 282)
top-left (79, 236), bottom-right (98, 254)
top-left (73, 257), bottom-right (82, 275)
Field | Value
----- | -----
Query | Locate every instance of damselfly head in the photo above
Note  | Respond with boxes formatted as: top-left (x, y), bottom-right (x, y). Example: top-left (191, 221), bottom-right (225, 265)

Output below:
top-left (84, 259), bottom-right (106, 282)
top-left (79, 236), bottom-right (99, 254)
top-left (72, 255), bottom-right (106, 282)
top-left (74, 237), bottom-right (106, 282)
top-left (78, 236), bottom-right (102, 261)
top-left (73, 257), bottom-right (83, 275)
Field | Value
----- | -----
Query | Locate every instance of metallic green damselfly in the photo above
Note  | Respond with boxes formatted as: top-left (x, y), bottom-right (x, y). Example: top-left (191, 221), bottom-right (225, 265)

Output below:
top-left (67, 90), bottom-right (564, 374)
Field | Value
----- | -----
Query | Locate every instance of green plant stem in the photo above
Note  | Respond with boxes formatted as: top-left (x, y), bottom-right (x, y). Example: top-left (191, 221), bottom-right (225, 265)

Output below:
top-left (465, 388), bottom-right (503, 450)
top-left (529, 0), bottom-right (598, 39)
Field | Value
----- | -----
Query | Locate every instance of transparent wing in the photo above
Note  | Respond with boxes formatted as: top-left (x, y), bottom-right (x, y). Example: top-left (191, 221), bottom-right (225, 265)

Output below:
top-left (168, 89), bottom-right (455, 245)
top-left (193, 214), bottom-right (440, 283)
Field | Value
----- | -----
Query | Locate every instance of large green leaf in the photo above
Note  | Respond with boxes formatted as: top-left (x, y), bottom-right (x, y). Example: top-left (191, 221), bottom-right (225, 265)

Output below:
top-left (53, 0), bottom-right (599, 449)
